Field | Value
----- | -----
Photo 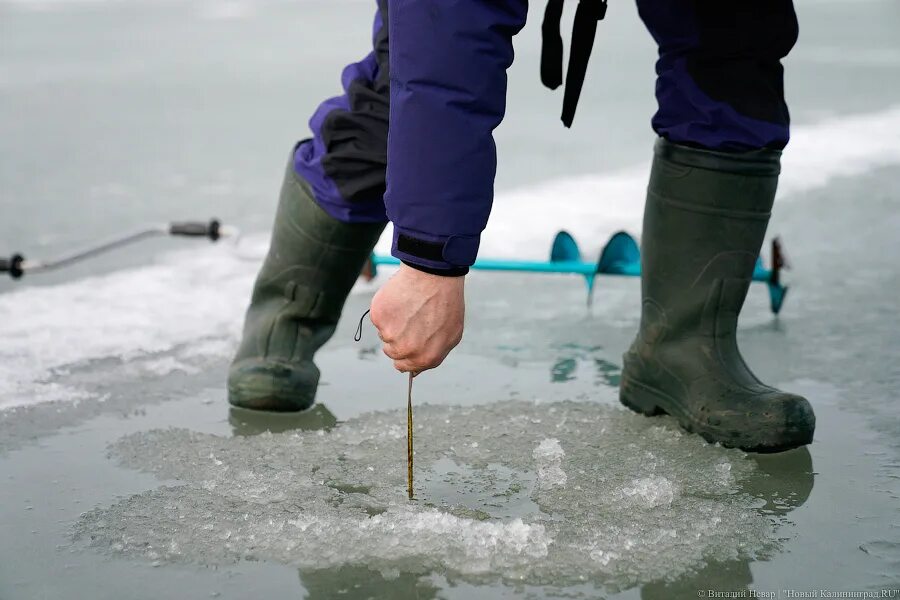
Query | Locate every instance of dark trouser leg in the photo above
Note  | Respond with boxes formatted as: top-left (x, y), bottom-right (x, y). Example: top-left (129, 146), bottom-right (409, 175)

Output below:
top-left (621, 0), bottom-right (815, 451)
top-left (229, 2), bottom-right (390, 411)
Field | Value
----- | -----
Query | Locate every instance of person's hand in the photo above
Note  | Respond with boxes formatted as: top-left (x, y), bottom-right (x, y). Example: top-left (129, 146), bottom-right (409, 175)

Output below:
top-left (370, 263), bottom-right (465, 373)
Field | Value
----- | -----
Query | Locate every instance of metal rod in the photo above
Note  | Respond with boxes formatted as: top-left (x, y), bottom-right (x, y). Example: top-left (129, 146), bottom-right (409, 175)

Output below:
top-left (20, 226), bottom-right (169, 275)
top-left (371, 254), bottom-right (773, 282)
top-left (407, 372), bottom-right (414, 500)
top-left (3, 219), bottom-right (238, 279)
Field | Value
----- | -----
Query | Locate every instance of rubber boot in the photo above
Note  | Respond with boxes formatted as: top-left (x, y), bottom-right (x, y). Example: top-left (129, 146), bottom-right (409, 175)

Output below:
top-left (620, 139), bottom-right (815, 453)
top-left (228, 155), bottom-right (385, 411)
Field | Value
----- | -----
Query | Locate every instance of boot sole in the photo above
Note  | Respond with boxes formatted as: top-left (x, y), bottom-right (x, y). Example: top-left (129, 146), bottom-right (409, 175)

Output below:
top-left (227, 359), bottom-right (318, 412)
top-left (620, 378), bottom-right (813, 454)
top-left (227, 386), bottom-right (316, 413)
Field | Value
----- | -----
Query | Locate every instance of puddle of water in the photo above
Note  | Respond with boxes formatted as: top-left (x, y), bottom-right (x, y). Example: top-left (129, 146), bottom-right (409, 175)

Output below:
top-left (420, 457), bottom-right (542, 520)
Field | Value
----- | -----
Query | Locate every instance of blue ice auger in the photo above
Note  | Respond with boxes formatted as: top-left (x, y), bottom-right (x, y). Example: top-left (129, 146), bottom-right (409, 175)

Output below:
top-left (367, 231), bottom-right (789, 315)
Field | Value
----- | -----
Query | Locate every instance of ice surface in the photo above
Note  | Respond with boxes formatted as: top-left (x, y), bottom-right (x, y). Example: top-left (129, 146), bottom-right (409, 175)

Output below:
top-left (618, 476), bottom-right (678, 509)
top-left (0, 235), bottom-right (374, 411)
top-left (75, 400), bottom-right (779, 588)
top-left (4, 106), bottom-right (900, 412)
top-left (533, 438), bottom-right (567, 488)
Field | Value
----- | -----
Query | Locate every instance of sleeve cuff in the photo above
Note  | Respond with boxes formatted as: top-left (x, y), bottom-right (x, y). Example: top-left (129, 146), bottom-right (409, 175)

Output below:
top-left (391, 226), bottom-right (480, 276)
top-left (401, 260), bottom-right (468, 277)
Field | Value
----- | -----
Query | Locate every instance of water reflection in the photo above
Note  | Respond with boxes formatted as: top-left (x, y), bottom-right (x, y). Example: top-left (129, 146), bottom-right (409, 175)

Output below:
top-left (297, 565), bottom-right (440, 600)
top-left (228, 404), bottom-right (338, 436)
top-left (640, 447), bottom-right (815, 599)
top-left (594, 358), bottom-right (622, 388)
top-left (549, 344), bottom-right (622, 387)
top-left (551, 357), bottom-right (579, 382)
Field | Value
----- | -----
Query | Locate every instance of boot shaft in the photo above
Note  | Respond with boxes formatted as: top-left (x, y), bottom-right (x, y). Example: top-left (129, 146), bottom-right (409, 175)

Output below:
top-left (251, 161), bottom-right (386, 325)
top-left (229, 157), bottom-right (386, 411)
top-left (640, 139), bottom-right (781, 338)
top-left (237, 158), bottom-right (385, 366)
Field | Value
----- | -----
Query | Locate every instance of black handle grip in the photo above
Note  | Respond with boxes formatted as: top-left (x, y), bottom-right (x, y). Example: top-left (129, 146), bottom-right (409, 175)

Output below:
top-left (1, 254), bottom-right (25, 279)
top-left (169, 219), bottom-right (221, 241)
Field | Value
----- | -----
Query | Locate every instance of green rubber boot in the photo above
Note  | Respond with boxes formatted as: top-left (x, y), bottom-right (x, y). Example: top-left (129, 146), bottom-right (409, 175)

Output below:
top-left (620, 139), bottom-right (815, 453)
top-left (228, 156), bottom-right (385, 412)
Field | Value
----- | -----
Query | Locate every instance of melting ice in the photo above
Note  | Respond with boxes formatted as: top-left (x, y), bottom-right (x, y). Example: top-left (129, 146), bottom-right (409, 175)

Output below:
top-left (75, 400), bottom-right (779, 588)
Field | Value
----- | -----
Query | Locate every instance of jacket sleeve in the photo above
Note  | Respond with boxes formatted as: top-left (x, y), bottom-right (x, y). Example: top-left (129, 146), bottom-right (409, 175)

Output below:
top-left (386, 0), bottom-right (528, 275)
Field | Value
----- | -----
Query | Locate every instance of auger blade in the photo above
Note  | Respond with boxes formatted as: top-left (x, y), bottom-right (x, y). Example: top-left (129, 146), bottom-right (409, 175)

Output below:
top-left (550, 230), bottom-right (582, 262)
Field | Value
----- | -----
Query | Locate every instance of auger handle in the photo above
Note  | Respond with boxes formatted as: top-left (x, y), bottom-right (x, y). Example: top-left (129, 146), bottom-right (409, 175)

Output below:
top-left (169, 219), bottom-right (221, 241)
top-left (3, 218), bottom-right (235, 280)
top-left (1, 254), bottom-right (25, 279)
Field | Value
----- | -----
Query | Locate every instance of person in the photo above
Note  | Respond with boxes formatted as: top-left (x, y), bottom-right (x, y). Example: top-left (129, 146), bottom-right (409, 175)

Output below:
top-left (227, 0), bottom-right (816, 453)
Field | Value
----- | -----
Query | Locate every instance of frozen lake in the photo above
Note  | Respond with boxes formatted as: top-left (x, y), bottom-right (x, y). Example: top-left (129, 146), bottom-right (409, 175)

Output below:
top-left (1, 0), bottom-right (899, 598)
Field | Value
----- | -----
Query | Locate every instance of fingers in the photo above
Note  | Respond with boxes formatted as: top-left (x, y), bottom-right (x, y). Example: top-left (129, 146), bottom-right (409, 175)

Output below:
top-left (378, 327), bottom-right (463, 373)
top-left (393, 359), bottom-right (428, 374)
top-left (394, 353), bottom-right (442, 373)
top-left (382, 342), bottom-right (448, 374)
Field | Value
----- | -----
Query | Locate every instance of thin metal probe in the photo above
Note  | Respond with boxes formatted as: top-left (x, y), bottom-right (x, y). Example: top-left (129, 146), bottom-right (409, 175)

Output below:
top-left (407, 372), bottom-right (414, 500)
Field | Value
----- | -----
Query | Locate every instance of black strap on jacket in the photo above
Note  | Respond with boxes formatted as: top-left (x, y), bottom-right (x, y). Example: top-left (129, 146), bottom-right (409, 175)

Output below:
top-left (540, 0), bottom-right (608, 128)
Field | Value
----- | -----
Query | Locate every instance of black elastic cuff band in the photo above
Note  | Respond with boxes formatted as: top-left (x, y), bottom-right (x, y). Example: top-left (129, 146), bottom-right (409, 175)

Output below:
top-left (401, 260), bottom-right (468, 277)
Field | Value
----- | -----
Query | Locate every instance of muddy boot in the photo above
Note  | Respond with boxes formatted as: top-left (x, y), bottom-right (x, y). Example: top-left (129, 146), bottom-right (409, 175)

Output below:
top-left (620, 139), bottom-right (815, 452)
top-left (228, 158), bottom-right (385, 411)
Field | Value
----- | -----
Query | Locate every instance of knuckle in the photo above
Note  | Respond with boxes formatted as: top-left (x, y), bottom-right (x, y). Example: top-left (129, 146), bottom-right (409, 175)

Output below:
top-left (372, 320), bottom-right (393, 342)
top-left (369, 297), bottom-right (388, 325)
